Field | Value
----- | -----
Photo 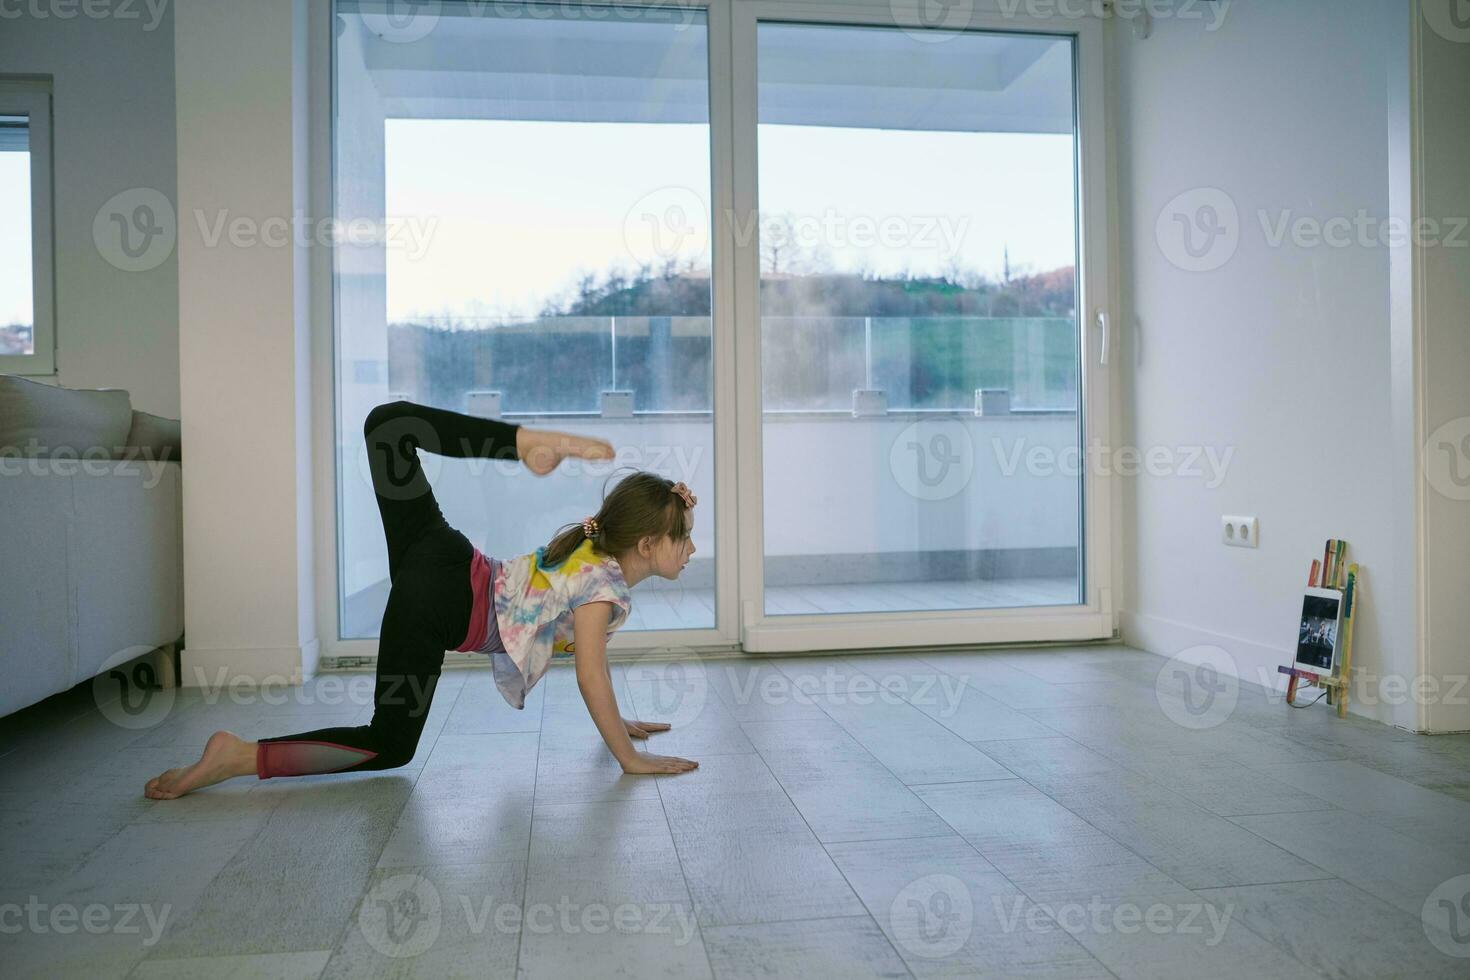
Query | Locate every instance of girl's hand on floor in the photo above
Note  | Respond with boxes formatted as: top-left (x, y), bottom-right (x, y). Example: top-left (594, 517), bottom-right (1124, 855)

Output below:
top-left (623, 718), bottom-right (672, 739)
top-left (620, 752), bottom-right (699, 774)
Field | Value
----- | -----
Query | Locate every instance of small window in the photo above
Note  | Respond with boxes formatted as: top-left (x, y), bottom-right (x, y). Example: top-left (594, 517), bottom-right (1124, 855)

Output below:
top-left (0, 83), bottom-right (55, 376)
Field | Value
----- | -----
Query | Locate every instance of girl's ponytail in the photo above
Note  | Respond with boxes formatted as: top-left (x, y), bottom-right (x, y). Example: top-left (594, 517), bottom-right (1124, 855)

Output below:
top-left (539, 466), bottom-right (691, 568)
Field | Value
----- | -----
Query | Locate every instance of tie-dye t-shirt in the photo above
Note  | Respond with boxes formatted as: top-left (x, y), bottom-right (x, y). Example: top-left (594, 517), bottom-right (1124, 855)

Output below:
top-left (455, 537), bottom-right (632, 709)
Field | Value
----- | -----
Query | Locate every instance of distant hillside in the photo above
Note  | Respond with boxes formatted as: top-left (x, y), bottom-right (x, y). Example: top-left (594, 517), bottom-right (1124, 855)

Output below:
top-left (545, 262), bottom-right (1076, 320)
top-left (386, 263), bottom-right (1079, 413)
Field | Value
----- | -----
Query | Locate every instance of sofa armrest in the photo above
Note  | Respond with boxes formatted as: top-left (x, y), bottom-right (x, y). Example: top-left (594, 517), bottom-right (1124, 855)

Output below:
top-left (121, 409), bottom-right (182, 464)
top-left (0, 375), bottom-right (132, 457)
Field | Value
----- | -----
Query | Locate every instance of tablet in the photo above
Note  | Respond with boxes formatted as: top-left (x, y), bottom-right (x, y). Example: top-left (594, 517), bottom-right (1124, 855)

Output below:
top-left (1293, 587), bottom-right (1344, 677)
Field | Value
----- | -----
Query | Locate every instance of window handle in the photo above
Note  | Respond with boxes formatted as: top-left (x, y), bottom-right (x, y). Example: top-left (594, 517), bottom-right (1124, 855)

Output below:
top-left (1095, 309), bottom-right (1110, 366)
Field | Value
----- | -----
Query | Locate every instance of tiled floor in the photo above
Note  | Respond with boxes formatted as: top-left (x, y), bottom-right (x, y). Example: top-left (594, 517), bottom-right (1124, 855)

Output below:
top-left (3, 643), bottom-right (1470, 978)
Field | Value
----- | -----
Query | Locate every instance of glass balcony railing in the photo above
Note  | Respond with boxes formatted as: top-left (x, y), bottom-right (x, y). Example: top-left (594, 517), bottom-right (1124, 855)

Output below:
top-left (379, 314), bottom-right (1077, 418)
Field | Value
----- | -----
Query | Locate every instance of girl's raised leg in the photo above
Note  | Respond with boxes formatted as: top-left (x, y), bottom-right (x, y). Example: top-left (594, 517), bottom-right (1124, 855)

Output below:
top-left (361, 398), bottom-right (613, 570)
top-left (362, 399), bottom-right (521, 581)
top-left (142, 400), bottom-right (614, 798)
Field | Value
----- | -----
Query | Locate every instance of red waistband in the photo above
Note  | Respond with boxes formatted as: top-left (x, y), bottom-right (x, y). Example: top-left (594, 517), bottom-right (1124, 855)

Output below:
top-left (455, 545), bottom-right (492, 652)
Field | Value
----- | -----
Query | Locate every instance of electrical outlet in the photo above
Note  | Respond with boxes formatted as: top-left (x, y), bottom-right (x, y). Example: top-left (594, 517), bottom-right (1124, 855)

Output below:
top-left (1221, 515), bottom-right (1258, 548)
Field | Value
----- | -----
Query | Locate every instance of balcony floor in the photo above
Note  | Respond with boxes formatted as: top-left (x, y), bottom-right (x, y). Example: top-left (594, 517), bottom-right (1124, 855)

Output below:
top-left (347, 577), bottom-right (1080, 637)
top-left (629, 576), bottom-right (1080, 631)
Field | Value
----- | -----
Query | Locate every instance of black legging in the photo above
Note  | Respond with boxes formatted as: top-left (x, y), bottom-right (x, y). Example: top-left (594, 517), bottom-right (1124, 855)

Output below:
top-left (256, 400), bottom-right (521, 778)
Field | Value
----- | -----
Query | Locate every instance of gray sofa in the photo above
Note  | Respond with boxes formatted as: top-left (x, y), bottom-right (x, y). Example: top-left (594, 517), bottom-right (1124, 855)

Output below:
top-left (0, 375), bottom-right (184, 718)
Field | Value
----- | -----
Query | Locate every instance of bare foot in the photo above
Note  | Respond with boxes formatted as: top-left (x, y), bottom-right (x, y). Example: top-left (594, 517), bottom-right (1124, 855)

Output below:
top-left (144, 730), bottom-right (258, 800)
top-left (516, 427), bottom-right (615, 477)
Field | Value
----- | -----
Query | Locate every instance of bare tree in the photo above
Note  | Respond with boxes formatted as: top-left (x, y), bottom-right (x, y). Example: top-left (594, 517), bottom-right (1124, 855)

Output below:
top-left (759, 210), bottom-right (802, 275)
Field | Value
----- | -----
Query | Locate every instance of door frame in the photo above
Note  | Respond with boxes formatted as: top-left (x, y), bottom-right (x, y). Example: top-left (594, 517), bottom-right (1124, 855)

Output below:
top-left (314, 0), bottom-right (1118, 664)
top-left (315, 0), bottom-right (745, 664)
top-left (726, 0), bottom-right (1118, 652)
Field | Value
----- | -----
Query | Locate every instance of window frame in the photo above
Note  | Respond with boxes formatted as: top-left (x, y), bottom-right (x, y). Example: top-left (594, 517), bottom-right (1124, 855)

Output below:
top-left (730, 1), bottom-right (1118, 651)
top-left (314, 0), bottom-right (1119, 662)
top-left (0, 84), bottom-right (56, 377)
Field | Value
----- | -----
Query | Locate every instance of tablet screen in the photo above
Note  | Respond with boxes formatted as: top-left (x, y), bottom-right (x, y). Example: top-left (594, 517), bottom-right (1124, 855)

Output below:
top-left (1296, 594), bottom-right (1340, 671)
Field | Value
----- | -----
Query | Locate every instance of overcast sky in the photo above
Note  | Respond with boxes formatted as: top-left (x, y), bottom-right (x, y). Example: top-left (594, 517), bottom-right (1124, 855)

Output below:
top-left (383, 118), bottom-right (1076, 323)
top-left (0, 123), bottom-right (1077, 329)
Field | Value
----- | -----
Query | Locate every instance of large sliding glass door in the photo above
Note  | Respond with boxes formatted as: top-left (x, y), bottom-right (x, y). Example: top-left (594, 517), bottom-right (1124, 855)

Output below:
top-left (326, 0), bottom-right (1113, 662)
top-left (332, 1), bottom-right (724, 651)
top-left (730, 2), bottom-right (1114, 652)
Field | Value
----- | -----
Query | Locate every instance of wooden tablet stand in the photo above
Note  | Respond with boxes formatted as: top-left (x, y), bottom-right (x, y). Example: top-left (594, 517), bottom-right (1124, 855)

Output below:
top-left (1277, 542), bottom-right (1359, 719)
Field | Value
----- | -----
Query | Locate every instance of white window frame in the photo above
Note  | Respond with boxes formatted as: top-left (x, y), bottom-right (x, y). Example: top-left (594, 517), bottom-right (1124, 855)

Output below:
top-left (729, 0), bottom-right (1118, 652)
top-left (314, 0), bottom-right (743, 663)
top-left (312, 0), bottom-right (1118, 662)
top-left (0, 83), bottom-right (56, 377)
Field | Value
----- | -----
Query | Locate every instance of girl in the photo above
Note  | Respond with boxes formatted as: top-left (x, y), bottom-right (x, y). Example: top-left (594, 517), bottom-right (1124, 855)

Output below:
top-left (144, 399), bottom-right (699, 799)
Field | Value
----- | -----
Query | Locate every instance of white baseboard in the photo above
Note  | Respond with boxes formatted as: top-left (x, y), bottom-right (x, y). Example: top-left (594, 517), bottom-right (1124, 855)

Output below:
top-left (179, 638), bottom-right (320, 689)
top-left (1119, 609), bottom-right (1392, 726)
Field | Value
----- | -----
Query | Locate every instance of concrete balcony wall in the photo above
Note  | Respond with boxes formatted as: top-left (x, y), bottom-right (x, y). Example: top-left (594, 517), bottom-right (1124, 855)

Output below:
top-left (337, 412), bottom-right (1080, 632)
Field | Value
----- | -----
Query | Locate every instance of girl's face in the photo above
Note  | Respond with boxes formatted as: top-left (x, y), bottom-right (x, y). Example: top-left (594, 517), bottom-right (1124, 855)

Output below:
top-left (649, 507), bottom-right (696, 580)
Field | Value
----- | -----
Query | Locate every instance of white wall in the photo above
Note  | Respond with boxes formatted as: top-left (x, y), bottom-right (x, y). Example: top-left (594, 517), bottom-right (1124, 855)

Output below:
top-left (1112, 0), bottom-right (1445, 729)
top-left (0, 3), bottom-right (179, 416)
top-left (1411, 1), bottom-right (1470, 733)
top-left (21, 0), bottom-right (1456, 711)
top-left (175, 0), bottom-right (318, 686)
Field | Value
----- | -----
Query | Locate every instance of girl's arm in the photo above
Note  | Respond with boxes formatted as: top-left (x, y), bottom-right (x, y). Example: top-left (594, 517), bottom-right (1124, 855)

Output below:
top-left (571, 602), bottom-right (699, 775)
